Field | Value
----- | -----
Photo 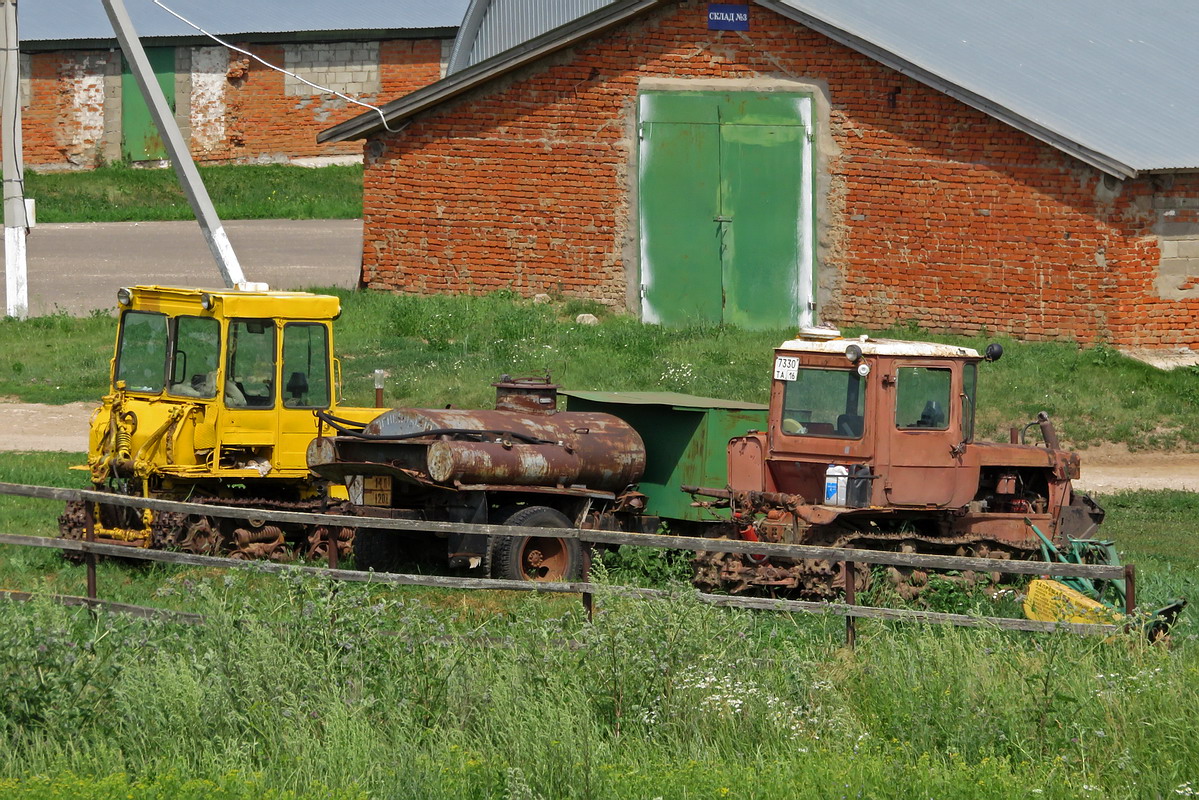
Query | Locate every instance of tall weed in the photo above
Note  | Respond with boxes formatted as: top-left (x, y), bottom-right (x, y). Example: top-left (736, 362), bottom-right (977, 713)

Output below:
top-left (0, 568), bottom-right (1196, 799)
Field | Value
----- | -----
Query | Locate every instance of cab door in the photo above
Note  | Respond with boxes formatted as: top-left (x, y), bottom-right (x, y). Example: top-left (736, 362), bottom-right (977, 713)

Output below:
top-left (881, 361), bottom-right (979, 507)
top-left (219, 318), bottom-right (280, 464)
top-left (276, 322), bottom-right (332, 472)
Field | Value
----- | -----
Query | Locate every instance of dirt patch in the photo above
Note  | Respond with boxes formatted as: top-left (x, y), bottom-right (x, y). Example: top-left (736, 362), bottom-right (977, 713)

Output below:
top-left (0, 403), bottom-right (95, 452)
top-left (1068, 442), bottom-right (1199, 493)
top-left (0, 402), bottom-right (1196, 493)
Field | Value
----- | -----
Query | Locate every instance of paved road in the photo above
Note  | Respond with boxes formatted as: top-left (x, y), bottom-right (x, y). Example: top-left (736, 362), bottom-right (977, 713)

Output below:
top-left (1, 219), bottom-right (363, 317)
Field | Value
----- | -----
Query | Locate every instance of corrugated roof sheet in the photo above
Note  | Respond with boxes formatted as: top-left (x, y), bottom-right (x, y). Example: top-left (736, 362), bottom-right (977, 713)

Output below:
top-left (20, 0), bottom-right (468, 43)
top-left (769, 0), bottom-right (1199, 174)
top-left (330, 0), bottom-right (1199, 175)
top-left (448, 0), bottom-right (614, 73)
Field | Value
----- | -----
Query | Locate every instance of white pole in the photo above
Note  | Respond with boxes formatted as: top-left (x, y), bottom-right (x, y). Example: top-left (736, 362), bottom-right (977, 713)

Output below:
top-left (1, 0), bottom-right (28, 319)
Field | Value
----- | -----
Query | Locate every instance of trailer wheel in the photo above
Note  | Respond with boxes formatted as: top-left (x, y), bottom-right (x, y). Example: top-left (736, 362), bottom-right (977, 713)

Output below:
top-left (493, 506), bottom-right (582, 582)
top-left (353, 528), bottom-right (406, 574)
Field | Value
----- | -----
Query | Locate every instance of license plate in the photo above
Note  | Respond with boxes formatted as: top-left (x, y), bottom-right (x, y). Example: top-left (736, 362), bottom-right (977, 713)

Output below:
top-left (774, 355), bottom-right (799, 381)
top-left (363, 475), bottom-right (391, 507)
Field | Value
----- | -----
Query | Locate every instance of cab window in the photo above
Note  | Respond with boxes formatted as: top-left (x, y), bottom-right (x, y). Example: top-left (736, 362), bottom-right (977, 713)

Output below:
top-left (226, 320), bottom-right (276, 408)
top-left (781, 368), bottom-right (866, 439)
top-left (281, 323), bottom-right (330, 409)
top-left (115, 311), bottom-right (167, 393)
top-left (962, 363), bottom-right (977, 442)
top-left (168, 316), bottom-right (220, 399)
top-left (896, 367), bottom-right (952, 431)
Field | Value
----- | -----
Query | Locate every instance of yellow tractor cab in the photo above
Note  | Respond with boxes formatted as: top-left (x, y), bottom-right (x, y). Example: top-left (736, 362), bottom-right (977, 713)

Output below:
top-left (73, 286), bottom-right (378, 553)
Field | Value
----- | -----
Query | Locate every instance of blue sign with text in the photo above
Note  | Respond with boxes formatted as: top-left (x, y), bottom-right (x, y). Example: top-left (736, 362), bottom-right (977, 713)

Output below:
top-left (708, 3), bottom-right (750, 30)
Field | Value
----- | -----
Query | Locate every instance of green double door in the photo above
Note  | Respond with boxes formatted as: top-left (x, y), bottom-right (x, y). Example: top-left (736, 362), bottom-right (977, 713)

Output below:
top-left (121, 47), bottom-right (176, 162)
top-left (638, 91), bottom-right (814, 329)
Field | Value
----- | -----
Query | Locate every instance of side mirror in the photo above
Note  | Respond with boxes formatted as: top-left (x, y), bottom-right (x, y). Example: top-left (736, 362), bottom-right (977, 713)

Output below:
top-left (984, 343), bottom-right (1004, 362)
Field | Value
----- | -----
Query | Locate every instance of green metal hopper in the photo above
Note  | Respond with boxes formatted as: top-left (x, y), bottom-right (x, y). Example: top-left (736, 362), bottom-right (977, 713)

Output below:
top-left (562, 391), bottom-right (768, 522)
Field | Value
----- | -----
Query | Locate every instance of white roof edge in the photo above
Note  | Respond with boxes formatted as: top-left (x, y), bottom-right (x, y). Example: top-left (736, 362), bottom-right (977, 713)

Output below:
top-left (778, 336), bottom-right (981, 359)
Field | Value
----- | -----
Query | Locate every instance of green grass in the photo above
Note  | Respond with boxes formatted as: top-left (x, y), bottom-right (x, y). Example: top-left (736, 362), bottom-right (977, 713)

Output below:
top-left (0, 568), bottom-right (1193, 800)
top-left (26, 164), bottom-right (363, 223)
top-left (0, 312), bottom-right (115, 403)
top-left (0, 450), bottom-right (1197, 799)
top-left (5, 290), bottom-right (1199, 450)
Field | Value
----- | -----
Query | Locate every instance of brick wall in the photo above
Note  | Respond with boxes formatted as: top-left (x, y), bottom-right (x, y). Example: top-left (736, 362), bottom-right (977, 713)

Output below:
top-left (16, 37), bottom-right (446, 169)
top-left (22, 50), bottom-right (113, 168)
top-left (360, 0), bottom-right (1199, 350)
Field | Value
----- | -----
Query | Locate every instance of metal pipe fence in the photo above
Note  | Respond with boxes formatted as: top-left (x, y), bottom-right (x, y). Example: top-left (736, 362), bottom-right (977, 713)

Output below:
top-left (0, 481), bottom-right (1128, 643)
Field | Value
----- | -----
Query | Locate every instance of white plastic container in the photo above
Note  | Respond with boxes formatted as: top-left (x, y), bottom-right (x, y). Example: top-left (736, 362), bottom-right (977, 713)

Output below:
top-left (824, 465), bottom-right (848, 506)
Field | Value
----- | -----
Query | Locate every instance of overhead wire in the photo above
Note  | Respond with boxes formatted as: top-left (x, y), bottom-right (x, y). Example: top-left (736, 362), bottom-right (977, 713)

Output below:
top-left (150, 0), bottom-right (406, 133)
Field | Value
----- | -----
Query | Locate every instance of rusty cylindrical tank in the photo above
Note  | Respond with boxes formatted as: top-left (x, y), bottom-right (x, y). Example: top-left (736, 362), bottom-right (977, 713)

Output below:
top-left (363, 407), bottom-right (646, 492)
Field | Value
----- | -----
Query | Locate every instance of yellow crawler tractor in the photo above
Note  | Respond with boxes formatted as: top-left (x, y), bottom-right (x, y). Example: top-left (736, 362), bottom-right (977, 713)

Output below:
top-left (60, 286), bottom-right (380, 560)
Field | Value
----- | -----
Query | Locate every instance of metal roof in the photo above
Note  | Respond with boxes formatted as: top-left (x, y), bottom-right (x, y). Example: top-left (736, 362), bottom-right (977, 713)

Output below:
top-left (324, 0), bottom-right (1199, 176)
top-left (447, 0), bottom-right (614, 73)
top-left (320, 0), bottom-right (662, 143)
top-left (765, 0), bottom-right (1199, 176)
top-left (20, 0), bottom-right (467, 45)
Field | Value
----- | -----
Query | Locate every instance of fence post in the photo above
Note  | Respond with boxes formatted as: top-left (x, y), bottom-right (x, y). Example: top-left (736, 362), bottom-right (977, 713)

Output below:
top-left (327, 529), bottom-right (339, 570)
top-left (844, 560), bottom-right (856, 650)
top-left (84, 502), bottom-right (97, 600)
top-left (581, 546), bottom-right (593, 622)
top-left (1124, 564), bottom-right (1136, 617)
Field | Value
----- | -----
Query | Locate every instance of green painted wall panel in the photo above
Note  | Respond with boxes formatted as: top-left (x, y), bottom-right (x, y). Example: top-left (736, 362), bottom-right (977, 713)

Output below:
top-left (720, 124), bottom-right (804, 329)
top-left (640, 120), bottom-right (723, 325)
top-left (122, 47), bottom-right (176, 163)
top-left (638, 90), bottom-right (812, 329)
top-left (641, 91), bottom-right (808, 126)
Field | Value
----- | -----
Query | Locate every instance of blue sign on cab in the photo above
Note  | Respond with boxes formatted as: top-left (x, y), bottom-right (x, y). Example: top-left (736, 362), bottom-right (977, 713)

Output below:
top-left (708, 3), bottom-right (750, 30)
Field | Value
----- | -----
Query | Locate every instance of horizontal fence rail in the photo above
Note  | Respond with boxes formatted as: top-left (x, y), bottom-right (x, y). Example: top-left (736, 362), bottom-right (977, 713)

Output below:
top-left (0, 588), bottom-right (204, 624)
top-left (0, 482), bottom-right (1126, 580)
top-left (0, 481), bottom-right (1127, 640)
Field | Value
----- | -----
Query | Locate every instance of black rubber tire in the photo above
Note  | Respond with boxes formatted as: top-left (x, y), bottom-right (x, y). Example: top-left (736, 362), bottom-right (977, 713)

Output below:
top-left (352, 528), bottom-right (408, 574)
top-left (492, 506), bottom-right (582, 582)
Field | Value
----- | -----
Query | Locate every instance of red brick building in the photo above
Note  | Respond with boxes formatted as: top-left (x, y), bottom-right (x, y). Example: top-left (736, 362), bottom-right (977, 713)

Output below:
top-left (321, 0), bottom-right (1199, 353)
top-left (18, 1), bottom-right (465, 168)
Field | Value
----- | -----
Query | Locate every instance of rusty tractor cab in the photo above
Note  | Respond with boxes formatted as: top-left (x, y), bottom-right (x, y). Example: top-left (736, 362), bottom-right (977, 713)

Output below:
top-left (61, 285), bottom-right (379, 559)
top-left (695, 328), bottom-right (1102, 595)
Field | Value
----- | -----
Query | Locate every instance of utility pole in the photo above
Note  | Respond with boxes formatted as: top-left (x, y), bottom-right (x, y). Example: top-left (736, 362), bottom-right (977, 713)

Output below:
top-left (101, 0), bottom-right (249, 289)
top-left (1, 0), bottom-right (28, 319)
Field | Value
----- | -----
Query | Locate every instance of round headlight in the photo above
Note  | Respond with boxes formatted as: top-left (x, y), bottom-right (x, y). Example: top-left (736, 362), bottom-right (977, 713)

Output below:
top-left (116, 287), bottom-right (132, 307)
top-left (200, 293), bottom-right (213, 310)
